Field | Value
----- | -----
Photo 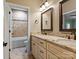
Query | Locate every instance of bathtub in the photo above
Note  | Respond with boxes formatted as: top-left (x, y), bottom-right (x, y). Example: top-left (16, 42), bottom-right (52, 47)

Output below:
top-left (11, 36), bottom-right (28, 49)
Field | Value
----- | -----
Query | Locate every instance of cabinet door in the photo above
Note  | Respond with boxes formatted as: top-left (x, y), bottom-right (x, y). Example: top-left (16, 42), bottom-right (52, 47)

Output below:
top-left (32, 41), bottom-right (35, 56)
top-left (47, 51), bottom-right (58, 59)
top-left (32, 41), bottom-right (38, 59)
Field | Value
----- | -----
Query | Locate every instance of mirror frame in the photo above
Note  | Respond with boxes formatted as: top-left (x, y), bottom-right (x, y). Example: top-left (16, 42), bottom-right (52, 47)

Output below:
top-left (41, 8), bottom-right (53, 31)
top-left (59, 0), bottom-right (76, 32)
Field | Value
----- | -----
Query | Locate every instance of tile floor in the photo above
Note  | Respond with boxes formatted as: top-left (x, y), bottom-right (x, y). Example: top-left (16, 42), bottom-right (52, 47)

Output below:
top-left (10, 47), bottom-right (34, 59)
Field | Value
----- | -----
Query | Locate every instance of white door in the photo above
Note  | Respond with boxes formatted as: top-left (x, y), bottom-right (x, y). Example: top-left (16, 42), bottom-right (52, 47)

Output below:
top-left (4, 3), bottom-right (11, 59)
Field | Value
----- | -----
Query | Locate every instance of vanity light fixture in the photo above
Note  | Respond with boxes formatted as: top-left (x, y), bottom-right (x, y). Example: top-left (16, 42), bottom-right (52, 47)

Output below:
top-left (40, 7), bottom-right (42, 11)
top-left (45, 1), bottom-right (49, 7)
top-left (40, 0), bottom-right (49, 11)
top-left (42, 4), bottom-right (45, 10)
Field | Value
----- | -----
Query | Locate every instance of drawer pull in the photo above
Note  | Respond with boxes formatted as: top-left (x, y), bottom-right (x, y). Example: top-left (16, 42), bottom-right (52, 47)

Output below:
top-left (33, 43), bottom-right (35, 45)
top-left (40, 50), bottom-right (44, 53)
top-left (40, 42), bottom-right (43, 44)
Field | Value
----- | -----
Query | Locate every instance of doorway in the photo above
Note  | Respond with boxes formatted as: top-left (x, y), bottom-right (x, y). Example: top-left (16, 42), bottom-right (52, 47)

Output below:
top-left (9, 3), bottom-right (29, 59)
top-left (4, 2), bottom-right (30, 59)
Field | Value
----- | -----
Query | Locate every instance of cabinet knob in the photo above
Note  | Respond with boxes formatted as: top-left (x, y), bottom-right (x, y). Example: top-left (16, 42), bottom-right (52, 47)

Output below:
top-left (40, 50), bottom-right (44, 53)
top-left (33, 43), bottom-right (35, 45)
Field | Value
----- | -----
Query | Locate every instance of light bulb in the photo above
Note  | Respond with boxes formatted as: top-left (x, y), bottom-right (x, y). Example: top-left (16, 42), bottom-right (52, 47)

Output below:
top-left (45, 2), bottom-right (49, 7)
top-left (40, 7), bottom-right (42, 11)
top-left (42, 5), bottom-right (45, 10)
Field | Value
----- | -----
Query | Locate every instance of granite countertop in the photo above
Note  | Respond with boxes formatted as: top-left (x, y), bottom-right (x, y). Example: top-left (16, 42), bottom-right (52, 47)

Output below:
top-left (31, 34), bottom-right (76, 53)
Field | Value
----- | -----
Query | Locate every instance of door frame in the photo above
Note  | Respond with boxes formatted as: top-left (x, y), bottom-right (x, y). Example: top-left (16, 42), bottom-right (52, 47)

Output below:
top-left (7, 2), bottom-right (31, 52)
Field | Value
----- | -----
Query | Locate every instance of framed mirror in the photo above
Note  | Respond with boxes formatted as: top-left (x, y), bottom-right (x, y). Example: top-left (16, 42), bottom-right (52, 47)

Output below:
top-left (59, 0), bottom-right (76, 31)
top-left (41, 8), bottom-right (53, 31)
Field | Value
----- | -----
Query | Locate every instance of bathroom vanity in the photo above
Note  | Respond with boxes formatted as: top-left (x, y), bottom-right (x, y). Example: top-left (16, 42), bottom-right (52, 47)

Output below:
top-left (31, 34), bottom-right (76, 59)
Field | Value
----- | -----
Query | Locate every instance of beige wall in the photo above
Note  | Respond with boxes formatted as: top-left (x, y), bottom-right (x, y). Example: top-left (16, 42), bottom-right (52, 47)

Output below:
top-left (62, 0), bottom-right (76, 13)
top-left (6, 0), bottom-right (76, 38)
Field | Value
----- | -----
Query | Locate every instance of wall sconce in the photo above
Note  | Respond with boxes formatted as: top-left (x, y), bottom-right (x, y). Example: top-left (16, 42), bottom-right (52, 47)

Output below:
top-left (34, 20), bottom-right (39, 24)
top-left (40, 0), bottom-right (49, 12)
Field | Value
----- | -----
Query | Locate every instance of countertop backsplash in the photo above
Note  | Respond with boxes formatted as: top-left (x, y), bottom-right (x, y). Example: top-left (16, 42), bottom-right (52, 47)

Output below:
top-left (41, 31), bottom-right (76, 40)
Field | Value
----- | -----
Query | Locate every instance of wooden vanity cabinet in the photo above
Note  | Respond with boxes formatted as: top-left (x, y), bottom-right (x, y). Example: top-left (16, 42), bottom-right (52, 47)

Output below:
top-left (31, 36), bottom-right (76, 59)
top-left (31, 36), bottom-right (46, 59)
top-left (47, 42), bottom-right (76, 59)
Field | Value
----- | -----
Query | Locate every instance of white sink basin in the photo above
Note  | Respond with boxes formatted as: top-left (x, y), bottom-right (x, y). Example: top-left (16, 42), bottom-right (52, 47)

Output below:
top-left (55, 39), bottom-right (76, 46)
top-left (57, 39), bottom-right (75, 42)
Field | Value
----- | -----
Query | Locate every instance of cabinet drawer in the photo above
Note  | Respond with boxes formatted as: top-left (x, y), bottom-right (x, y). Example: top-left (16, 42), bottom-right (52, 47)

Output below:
top-left (38, 46), bottom-right (46, 59)
top-left (31, 36), bottom-right (46, 48)
top-left (31, 36), bottom-right (39, 43)
top-left (38, 39), bottom-right (46, 48)
top-left (47, 42), bottom-right (75, 59)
